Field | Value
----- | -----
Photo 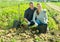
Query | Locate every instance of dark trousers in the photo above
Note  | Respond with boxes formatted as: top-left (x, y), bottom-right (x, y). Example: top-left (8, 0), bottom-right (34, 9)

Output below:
top-left (28, 21), bottom-right (35, 26)
top-left (37, 24), bottom-right (47, 34)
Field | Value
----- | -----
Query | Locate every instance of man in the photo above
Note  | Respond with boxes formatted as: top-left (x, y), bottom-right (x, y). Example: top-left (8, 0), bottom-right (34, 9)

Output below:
top-left (24, 2), bottom-right (37, 26)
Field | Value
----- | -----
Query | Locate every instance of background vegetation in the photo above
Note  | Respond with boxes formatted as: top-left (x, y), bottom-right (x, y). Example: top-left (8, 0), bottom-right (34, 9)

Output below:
top-left (0, 0), bottom-right (60, 42)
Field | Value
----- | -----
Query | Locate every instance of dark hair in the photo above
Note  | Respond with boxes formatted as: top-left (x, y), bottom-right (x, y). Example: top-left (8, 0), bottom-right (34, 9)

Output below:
top-left (29, 1), bottom-right (33, 5)
top-left (37, 3), bottom-right (40, 5)
top-left (36, 3), bottom-right (40, 15)
top-left (37, 3), bottom-right (42, 7)
top-left (36, 3), bottom-right (41, 15)
top-left (36, 10), bottom-right (39, 15)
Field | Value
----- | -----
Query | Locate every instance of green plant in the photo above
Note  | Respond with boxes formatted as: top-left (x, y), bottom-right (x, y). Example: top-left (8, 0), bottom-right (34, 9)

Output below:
top-left (11, 38), bottom-right (16, 42)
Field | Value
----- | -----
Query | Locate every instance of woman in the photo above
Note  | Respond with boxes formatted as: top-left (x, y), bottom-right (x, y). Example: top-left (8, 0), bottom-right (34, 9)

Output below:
top-left (33, 3), bottom-right (48, 26)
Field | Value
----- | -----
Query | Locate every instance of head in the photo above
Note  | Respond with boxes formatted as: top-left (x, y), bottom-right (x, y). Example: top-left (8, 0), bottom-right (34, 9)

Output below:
top-left (29, 2), bottom-right (34, 10)
top-left (36, 3), bottom-right (42, 15)
top-left (37, 3), bottom-right (42, 11)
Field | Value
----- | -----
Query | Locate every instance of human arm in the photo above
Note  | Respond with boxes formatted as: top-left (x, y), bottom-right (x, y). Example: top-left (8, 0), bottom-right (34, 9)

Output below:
top-left (32, 11), bottom-right (38, 26)
top-left (24, 10), bottom-right (30, 24)
top-left (44, 10), bottom-right (48, 23)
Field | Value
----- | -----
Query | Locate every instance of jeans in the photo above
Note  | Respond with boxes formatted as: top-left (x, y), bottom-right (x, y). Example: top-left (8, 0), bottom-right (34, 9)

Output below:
top-left (36, 19), bottom-right (47, 25)
top-left (36, 19), bottom-right (47, 34)
top-left (36, 20), bottom-right (42, 25)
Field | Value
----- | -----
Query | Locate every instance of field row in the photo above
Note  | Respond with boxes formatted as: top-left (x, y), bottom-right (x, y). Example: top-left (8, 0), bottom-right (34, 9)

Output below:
top-left (51, 2), bottom-right (60, 6)
top-left (46, 3), bottom-right (60, 30)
